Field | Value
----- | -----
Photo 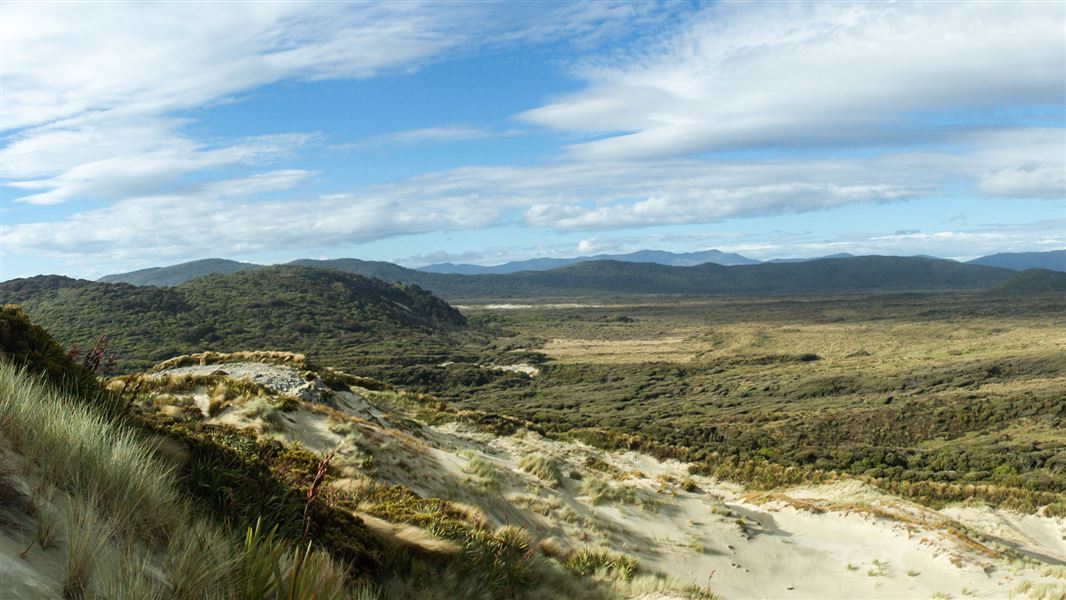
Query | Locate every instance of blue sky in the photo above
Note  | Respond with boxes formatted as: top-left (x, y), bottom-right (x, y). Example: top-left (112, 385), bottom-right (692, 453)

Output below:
top-left (1, 1), bottom-right (1064, 280)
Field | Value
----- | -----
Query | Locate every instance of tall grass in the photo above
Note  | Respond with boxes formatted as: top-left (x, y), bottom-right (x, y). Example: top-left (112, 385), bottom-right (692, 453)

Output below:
top-left (0, 363), bottom-right (182, 541)
top-left (0, 362), bottom-right (354, 599)
top-left (63, 500), bottom-right (115, 599)
top-left (517, 453), bottom-right (562, 487)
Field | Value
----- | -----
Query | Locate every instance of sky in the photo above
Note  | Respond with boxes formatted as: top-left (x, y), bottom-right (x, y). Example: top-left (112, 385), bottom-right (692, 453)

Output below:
top-left (1, 1), bottom-right (1064, 281)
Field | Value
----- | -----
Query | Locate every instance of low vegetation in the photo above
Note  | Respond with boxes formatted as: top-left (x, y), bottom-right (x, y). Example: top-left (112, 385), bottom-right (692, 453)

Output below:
top-left (450, 293), bottom-right (1066, 513)
top-left (0, 361), bottom-right (354, 599)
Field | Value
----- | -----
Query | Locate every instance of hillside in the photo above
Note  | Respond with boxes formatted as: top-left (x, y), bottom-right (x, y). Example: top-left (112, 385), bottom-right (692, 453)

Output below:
top-left (98, 258), bottom-right (261, 285)
top-left (419, 249), bottom-right (760, 274)
top-left (299, 256), bottom-right (1017, 300)
top-left (766, 252), bottom-right (856, 263)
top-left (991, 268), bottom-right (1066, 294)
top-left (1, 309), bottom-right (672, 599)
top-left (968, 249), bottom-right (1066, 272)
top-left (1, 266), bottom-right (471, 375)
top-left (0, 307), bottom-right (383, 598)
top-left (87, 254), bottom-right (1020, 297)
top-left (106, 351), bottom-right (1066, 600)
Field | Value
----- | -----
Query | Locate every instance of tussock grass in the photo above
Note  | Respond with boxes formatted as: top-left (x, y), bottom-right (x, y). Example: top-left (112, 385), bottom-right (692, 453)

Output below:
top-left (151, 351), bottom-right (309, 372)
top-left (166, 519), bottom-right (235, 599)
top-left (0, 362), bottom-right (355, 599)
top-left (579, 476), bottom-right (636, 505)
top-left (517, 453), bottom-right (562, 487)
top-left (63, 500), bottom-right (115, 598)
top-left (0, 363), bottom-right (182, 541)
top-left (563, 547), bottom-right (638, 581)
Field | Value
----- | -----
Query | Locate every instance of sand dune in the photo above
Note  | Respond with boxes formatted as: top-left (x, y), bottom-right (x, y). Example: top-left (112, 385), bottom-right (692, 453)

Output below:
top-left (147, 360), bottom-right (1066, 599)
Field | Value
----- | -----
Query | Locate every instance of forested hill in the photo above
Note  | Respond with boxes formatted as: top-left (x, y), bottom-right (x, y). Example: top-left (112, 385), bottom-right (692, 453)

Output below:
top-left (292, 255), bottom-right (1018, 300)
top-left (97, 258), bottom-right (261, 285)
top-left (0, 266), bottom-right (467, 373)
top-left (967, 250), bottom-right (1066, 272)
top-left (93, 251), bottom-right (1064, 292)
top-left (24, 256), bottom-right (1023, 308)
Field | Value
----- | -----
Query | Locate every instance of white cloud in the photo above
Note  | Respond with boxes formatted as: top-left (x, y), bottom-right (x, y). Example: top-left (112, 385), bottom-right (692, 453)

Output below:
top-left (0, 152), bottom-right (929, 262)
top-left (2, 1), bottom-right (1062, 276)
top-left (521, 2), bottom-right (1066, 160)
top-left (4, 114), bottom-right (312, 205)
top-left (576, 238), bottom-right (604, 254)
top-left (970, 129), bottom-right (1066, 199)
top-left (0, 2), bottom-right (656, 206)
top-left (9, 125), bottom-right (1060, 266)
top-left (1, 3), bottom-right (462, 131)
top-left (356, 125), bottom-right (519, 149)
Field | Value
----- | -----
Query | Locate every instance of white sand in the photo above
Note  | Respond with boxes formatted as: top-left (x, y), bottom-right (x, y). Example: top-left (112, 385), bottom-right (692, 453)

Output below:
top-left (151, 363), bottom-right (1066, 600)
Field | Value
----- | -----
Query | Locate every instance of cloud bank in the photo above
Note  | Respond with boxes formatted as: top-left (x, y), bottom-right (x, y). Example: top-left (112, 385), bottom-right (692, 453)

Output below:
top-left (2, 1), bottom-right (1062, 276)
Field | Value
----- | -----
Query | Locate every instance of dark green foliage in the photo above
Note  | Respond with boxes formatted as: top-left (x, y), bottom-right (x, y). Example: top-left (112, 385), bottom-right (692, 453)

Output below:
top-left (443, 293), bottom-right (1066, 509)
top-left (99, 258), bottom-right (261, 286)
top-left (968, 249), bottom-right (1066, 272)
top-left (0, 304), bottom-right (102, 396)
top-left (294, 256), bottom-right (1016, 300)
top-left (989, 269), bottom-right (1066, 294)
top-left (134, 414), bottom-right (384, 577)
top-left (1, 266), bottom-right (472, 376)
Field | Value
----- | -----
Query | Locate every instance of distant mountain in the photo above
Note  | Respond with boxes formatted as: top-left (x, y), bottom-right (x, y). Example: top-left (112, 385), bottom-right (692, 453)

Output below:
top-left (2, 265), bottom-right (465, 373)
top-left (990, 269), bottom-right (1066, 295)
top-left (766, 253), bottom-right (856, 263)
top-left (968, 250), bottom-right (1066, 272)
top-left (287, 258), bottom-right (418, 281)
top-left (304, 255), bottom-right (1016, 300)
top-left (418, 249), bottom-right (760, 274)
top-left (99, 258), bottom-right (260, 286)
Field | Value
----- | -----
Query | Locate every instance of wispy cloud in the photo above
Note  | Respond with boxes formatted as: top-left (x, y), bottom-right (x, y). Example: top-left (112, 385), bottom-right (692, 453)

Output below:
top-left (5, 139), bottom-right (1042, 263)
top-left (521, 2), bottom-right (1065, 161)
top-left (355, 125), bottom-right (522, 150)
top-left (1, 2), bottom-right (657, 206)
top-left (2, 2), bottom-right (1062, 278)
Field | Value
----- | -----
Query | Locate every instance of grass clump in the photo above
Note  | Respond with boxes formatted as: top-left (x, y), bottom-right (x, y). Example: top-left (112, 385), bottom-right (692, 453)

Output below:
top-left (0, 361), bottom-right (372, 598)
top-left (63, 500), bottom-right (115, 598)
top-left (517, 453), bottom-right (562, 487)
top-left (563, 547), bottom-right (639, 581)
top-left (579, 476), bottom-right (637, 505)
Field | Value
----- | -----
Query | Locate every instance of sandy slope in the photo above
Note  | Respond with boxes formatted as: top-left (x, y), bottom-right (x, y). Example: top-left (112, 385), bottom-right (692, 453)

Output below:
top-left (152, 361), bottom-right (1066, 599)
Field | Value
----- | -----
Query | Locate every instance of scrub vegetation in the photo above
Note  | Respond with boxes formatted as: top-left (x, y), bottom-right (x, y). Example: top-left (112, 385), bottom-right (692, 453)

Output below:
top-left (449, 293), bottom-right (1066, 514)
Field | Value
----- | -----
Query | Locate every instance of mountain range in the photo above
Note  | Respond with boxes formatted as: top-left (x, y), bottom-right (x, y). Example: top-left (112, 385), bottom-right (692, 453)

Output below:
top-left (2, 255), bottom-right (1062, 380)
top-left (419, 248), bottom-right (760, 274)
top-left (89, 249), bottom-right (1066, 288)
top-left (966, 250), bottom-right (1066, 272)
top-left (5, 256), bottom-right (1054, 310)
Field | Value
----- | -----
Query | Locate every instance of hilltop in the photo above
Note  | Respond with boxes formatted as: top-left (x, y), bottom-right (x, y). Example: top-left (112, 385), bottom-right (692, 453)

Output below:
top-left (1, 266), bottom-right (470, 375)
top-left (968, 249), bottom-right (1066, 272)
top-left (98, 258), bottom-right (261, 285)
top-left (419, 249), bottom-right (760, 274)
top-left (91, 256), bottom-right (1018, 300)
top-left (91, 250), bottom-right (1065, 289)
top-left (298, 255), bottom-right (1017, 300)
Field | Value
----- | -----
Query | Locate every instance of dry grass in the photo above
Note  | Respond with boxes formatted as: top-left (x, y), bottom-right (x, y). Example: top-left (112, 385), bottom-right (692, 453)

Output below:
top-left (0, 362), bottom-right (355, 599)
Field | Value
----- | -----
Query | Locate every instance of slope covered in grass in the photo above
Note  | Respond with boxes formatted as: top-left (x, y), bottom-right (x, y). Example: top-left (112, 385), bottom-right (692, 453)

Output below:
top-left (0, 358), bottom-right (359, 598)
